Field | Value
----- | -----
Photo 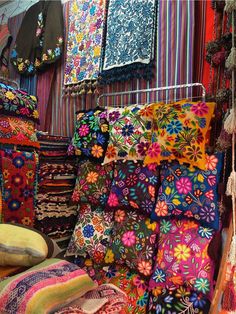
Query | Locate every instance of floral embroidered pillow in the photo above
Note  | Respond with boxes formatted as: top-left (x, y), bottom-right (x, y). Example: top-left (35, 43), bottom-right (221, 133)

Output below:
top-left (72, 160), bottom-right (114, 210)
top-left (0, 115), bottom-right (40, 148)
top-left (144, 100), bottom-right (215, 170)
top-left (106, 160), bottom-right (159, 215)
top-left (151, 153), bottom-right (223, 230)
top-left (103, 104), bottom-right (153, 164)
top-left (0, 83), bottom-right (39, 124)
top-left (148, 285), bottom-right (211, 314)
top-left (149, 219), bottom-right (215, 297)
top-left (66, 204), bottom-right (114, 264)
top-left (104, 210), bottom-right (158, 278)
top-left (68, 108), bottom-right (109, 162)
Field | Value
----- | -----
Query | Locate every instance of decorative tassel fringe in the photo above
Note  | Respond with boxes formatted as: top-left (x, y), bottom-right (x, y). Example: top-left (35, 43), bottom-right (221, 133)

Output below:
top-left (224, 108), bottom-right (236, 134)
top-left (226, 47), bottom-right (236, 71)
top-left (216, 128), bottom-right (232, 150)
top-left (226, 171), bottom-right (236, 196)
top-left (228, 235), bottom-right (236, 266)
top-left (222, 278), bottom-right (236, 311)
top-left (224, 0), bottom-right (236, 13)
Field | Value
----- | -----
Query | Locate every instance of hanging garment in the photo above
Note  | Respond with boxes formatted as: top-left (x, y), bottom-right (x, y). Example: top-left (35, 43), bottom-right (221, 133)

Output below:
top-left (10, 0), bottom-right (64, 76)
top-left (0, 24), bottom-right (12, 77)
top-left (64, 0), bottom-right (105, 96)
top-left (99, 0), bottom-right (158, 84)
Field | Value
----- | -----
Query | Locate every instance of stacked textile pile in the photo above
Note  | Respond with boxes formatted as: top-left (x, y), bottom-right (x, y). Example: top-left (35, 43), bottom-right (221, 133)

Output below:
top-left (34, 134), bottom-right (77, 239)
top-left (59, 100), bottom-right (223, 313)
top-left (0, 82), bottom-right (40, 226)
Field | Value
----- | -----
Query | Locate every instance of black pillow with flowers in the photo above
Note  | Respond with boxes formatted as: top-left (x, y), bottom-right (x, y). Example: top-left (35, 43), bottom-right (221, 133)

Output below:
top-left (0, 82), bottom-right (39, 124)
top-left (68, 107), bottom-right (109, 163)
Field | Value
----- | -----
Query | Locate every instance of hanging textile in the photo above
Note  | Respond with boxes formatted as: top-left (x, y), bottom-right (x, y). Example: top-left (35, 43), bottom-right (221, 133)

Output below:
top-left (0, 24), bottom-right (12, 78)
top-left (10, 1), bottom-right (64, 76)
top-left (99, 0), bottom-right (158, 84)
top-left (0, 149), bottom-right (38, 226)
top-left (64, 0), bottom-right (105, 96)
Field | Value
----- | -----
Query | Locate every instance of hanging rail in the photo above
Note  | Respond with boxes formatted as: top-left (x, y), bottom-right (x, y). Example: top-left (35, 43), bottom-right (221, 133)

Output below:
top-left (97, 82), bottom-right (206, 106)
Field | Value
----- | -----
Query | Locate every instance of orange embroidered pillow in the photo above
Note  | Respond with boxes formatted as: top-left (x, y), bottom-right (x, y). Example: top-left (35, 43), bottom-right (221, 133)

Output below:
top-left (144, 100), bottom-right (215, 170)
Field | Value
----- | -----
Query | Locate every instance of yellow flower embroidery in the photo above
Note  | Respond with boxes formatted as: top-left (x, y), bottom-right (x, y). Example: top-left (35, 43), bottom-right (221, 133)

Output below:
top-left (30, 95), bottom-right (37, 102)
top-left (33, 110), bottom-right (39, 119)
top-left (104, 249), bottom-right (114, 264)
top-left (5, 91), bottom-right (16, 100)
top-left (174, 244), bottom-right (191, 261)
top-left (94, 46), bottom-right (101, 57)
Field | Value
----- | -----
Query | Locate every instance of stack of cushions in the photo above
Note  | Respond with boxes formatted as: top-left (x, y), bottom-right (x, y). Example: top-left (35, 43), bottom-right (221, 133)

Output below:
top-left (0, 258), bottom-right (97, 314)
top-left (66, 100), bottom-right (221, 313)
top-left (35, 134), bottom-right (77, 239)
top-left (0, 82), bottom-right (40, 148)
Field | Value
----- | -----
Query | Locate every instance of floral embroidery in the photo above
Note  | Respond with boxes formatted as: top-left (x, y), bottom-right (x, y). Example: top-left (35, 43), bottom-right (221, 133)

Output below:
top-left (148, 285), bottom-right (211, 314)
top-left (0, 83), bottom-right (39, 123)
top-left (149, 219), bottom-right (215, 296)
top-left (64, 0), bottom-right (105, 84)
top-left (106, 160), bottom-right (159, 215)
top-left (103, 104), bottom-right (153, 164)
top-left (151, 153), bottom-right (223, 230)
top-left (0, 149), bottom-right (38, 226)
top-left (0, 115), bottom-right (40, 148)
top-left (104, 210), bottom-right (158, 278)
top-left (144, 100), bottom-right (215, 170)
top-left (69, 108), bottom-right (109, 162)
top-left (66, 205), bottom-right (113, 263)
top-left (72, 160), bottom-right (114, 210)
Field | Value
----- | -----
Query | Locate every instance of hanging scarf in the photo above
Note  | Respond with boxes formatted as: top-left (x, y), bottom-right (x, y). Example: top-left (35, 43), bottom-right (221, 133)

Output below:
top-left (63, 0), bottom-right (105, 96)
top-left (99, 0), bottom-right (158, 84)
top-left (10, 1), bottom-right (64, 76)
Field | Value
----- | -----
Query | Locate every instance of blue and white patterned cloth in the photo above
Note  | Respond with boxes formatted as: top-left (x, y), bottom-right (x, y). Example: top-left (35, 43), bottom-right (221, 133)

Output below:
top-left (100, 0), bottom-right (157, 83)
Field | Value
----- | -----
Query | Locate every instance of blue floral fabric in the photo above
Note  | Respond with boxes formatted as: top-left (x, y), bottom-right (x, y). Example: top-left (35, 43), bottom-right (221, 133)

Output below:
top-left (151, 153), bottom-right (223, 230)
top-left (100, 0), bottom-right (157, 83)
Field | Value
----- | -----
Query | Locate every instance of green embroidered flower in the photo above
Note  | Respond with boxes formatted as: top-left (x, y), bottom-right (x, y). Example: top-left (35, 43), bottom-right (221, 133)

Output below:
top-left (194, 278), bottom-right (210, 294)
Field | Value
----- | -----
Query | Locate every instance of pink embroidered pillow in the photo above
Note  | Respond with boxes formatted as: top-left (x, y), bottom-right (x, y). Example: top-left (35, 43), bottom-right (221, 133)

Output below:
top-left (149, 219), bottom-right (215, 297)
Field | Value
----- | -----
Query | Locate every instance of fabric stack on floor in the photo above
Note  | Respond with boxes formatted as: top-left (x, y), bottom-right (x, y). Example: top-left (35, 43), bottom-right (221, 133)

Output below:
top-left (34, 134), bottom-right (77, 240)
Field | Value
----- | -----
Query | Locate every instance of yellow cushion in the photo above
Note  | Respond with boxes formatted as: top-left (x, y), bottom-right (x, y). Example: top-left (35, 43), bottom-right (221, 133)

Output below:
top-left (144, 100), bottom-right (215, 170)
top-left (0, 224), bottom-right (48, 266)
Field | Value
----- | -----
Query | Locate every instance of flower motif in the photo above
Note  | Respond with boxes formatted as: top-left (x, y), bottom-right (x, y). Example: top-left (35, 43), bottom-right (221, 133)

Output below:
top-left (122, 230), bottom-right (136, 246)
top-left (189, 292), bottom-right (207, 308)
top-left (26, 170), bottom-right (34, 179)
top-left (174, 244), bottom-right (191, 261)
top-left (199, 206), bottom-right (215, 222)
top-left (206, 154), bottom-right (218, 170)
top-left (5, 91), bottom-right (16, 100)
top-left (198, 226), bottom-right (214, 239)
top-left (105, 249), bottom-right (114, 263)
top-left (91, 144), bottom-right (103, 158)
top-left (186, 145), bottom-right (202, 162)
top-left (21, 217), bottom-right (32, 225)
top-left (105, 145), bottom-right (116, 159)
top-left (155, 200), bottom-right (168, 216)
top-left (107, 192), bottom-right (119, 207)
top-left (114, 209), bottom-right (126, 222)
top-left (12, 156), bottom-right (25, 169)
top-left (79, 124), bottom-right (90, 136)
top-left (109, 111), bottom-right (120, 122)
top-left (82, 224), bottom-right (95, 238)
top-left (93, 251), bottom-right (104, 263)
top-left (126, 174), bottom-right (137, 186)
top-left (11, 174), bottom-right (23, 187)
top-left (194, 278), bottom-right (210, 294)
top-left (8, 199), bottom-right (21, 211)
top-left (139, 105), bottom-right (153, 118)
top-left (175, 177), bottom-right (192, 194)
top-left (121, 124), bottom-right (134, 137)
top-left (191, 102), bottom-right (209, 117)
top-left (145, 218), bottom-right (157, 231)
top-left (160, 220), bottom-right (172, 234)
top-left (166, 120), bottom-right (182, 134)
top-left (137, 261), bottom-right (152, 276)
top-left (147, 142), bottom-right (161, 158)
top-left (86, 171), bottom-right (98, 183)
top-left (153, 268), bottom-right (166, 283)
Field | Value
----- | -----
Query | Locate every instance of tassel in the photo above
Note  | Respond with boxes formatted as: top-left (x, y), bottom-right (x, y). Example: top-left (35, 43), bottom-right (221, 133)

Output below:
top-left (228, 235), bottom-right (236, 266)
top-left (226, 171), bottom-right (236, 196)
top-left (222, 277), bottom-right (236, 311)
top-left (224, 0), bottom-right (236, 13)
top-left (225, 47), bottom-right (236, 71)
top-left (224, 108), bottom-right (236, 134)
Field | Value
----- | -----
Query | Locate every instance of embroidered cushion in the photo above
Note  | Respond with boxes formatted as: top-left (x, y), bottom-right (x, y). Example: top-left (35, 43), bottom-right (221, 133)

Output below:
top-left (144, 100), bottom-right (215, 170)
top-left (103, 104), bottom-right (153, 164)
top-left (72, 160), bottom-right (114, 210)
top-left (66, 204), bottom-right (114, 264)
top-left (106, 160), bottom-right (159, 215)
top-left (104, 210), bottom-right (158, 278)
top-left (0, 258), bottom-right (97, 314)
top-left (0, 83), bottom-right (39, 123)
top-left (151, 153), bottom-right (223, 230)
top-left (149, 219), bottom-right (215, 297)
top-left (69, 108), bottom-right (109, 162)
top-left (148, 285), bottom-right (211, 314)
top-left (0, 115), bottom-right (40, 148)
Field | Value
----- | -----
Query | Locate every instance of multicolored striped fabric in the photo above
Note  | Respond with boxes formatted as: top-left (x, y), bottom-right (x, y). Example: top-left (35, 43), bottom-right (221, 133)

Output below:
top-left (0, 258), bottom-right (97, 314)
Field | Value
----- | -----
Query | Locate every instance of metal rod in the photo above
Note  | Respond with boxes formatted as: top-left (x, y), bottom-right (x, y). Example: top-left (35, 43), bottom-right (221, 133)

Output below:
top-left (97, 82), bottom-right (206, 105)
